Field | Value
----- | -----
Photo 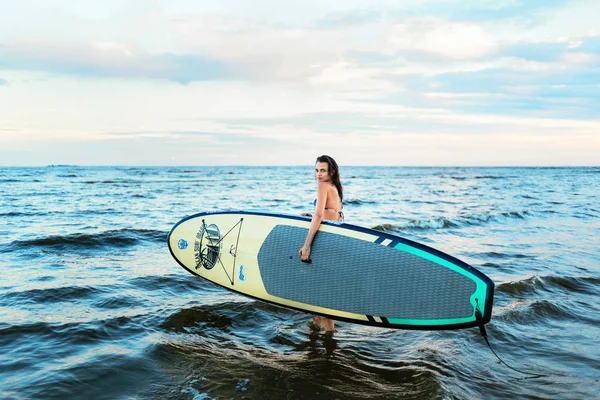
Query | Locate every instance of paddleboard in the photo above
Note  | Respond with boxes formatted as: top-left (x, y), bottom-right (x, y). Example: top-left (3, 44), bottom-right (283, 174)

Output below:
top-left (168, 210), bottom-right (494, 330)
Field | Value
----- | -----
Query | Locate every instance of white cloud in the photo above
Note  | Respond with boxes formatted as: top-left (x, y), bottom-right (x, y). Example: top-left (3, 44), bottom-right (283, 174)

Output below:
top-left (383, 19), bottom-right (497, 59)
top-left (524, 0), bottom-right (600, 40)
top-left (4, 39), bottom-right (138, 68)
top-left (306, 61), bottom-right (397, 97)
top-left (561, 52), bottom-right (599, 66)
top-left (423, 92), bottom-right (504, 98)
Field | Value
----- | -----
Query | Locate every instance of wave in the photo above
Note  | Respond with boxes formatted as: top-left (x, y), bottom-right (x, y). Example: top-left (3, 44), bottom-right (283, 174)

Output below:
top-left (93, 293), bottom-right (143, 310)
top-left (83, 180), bottom-right (140, 185)
top-left (373, 217), bottom-right (457, 231)
top-left (0, 211), bottom-right (47, 217)
top-left (497, 275), bottom-right (600, 297)
top-left (2, 209), bottom-right (126, 218)
top-left (161, 301), bottom-right (267, 334)
top-left (161, 305), bottom-right (236, 333)
top-left (3, 229), bottom-right (166, 253)
top-left (495, 295), bottom-right (599, 328)
top-left (0, 321), bottom-right (57, 339)
top-left (161, 300), bottom-right (296, 335)
top-left (0, 315), bottom-right (141, 348)
top-left (574, 211), bottom-right (599, 219)
top-left (128, 274), bottom-right (213, 294)
top-left (85, 180), bottom-right (117, 184)
top-left (474, 175), bottom-right (511, 180)
top-left (372, 210), bottom-right (530, 231)
top-left (372, 219), bottom-right (454, 232)
top-left (494, 273), bottom-right (600, 324)
top-left (2, 285), bottom-right (105, 305)
top-left (478, 251), bottom-right (534, 260)
top-left (343, 198), bottom-right (378, 205)
top-left (165, 169), bottom-right (201, 173)
top-left (497, 298), bottom-right (575, 325)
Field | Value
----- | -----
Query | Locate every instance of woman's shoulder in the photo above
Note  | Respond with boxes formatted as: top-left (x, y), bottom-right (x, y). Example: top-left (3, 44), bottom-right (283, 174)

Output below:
top-left (317, 181), bottom-right (339, 196)
top-left (317, 181), bottom-right (335, 190)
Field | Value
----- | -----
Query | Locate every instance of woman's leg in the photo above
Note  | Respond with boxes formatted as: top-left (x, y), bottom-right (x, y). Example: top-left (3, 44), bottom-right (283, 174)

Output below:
top-left (312, 316), bottom-right (335, 332)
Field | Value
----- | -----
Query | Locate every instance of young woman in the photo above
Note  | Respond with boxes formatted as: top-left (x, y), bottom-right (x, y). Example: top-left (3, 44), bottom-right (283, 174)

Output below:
top-left (298, 155), bottom-right (344, 333)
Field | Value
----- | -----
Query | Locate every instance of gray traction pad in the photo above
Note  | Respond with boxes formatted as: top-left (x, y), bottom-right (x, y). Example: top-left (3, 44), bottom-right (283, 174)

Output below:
top-left (257, 225), bottom-right (476, 320)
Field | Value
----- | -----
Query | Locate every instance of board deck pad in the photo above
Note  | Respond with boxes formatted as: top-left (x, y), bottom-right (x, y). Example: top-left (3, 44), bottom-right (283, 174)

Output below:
top-left (258, 225), bottom-right (476, 320)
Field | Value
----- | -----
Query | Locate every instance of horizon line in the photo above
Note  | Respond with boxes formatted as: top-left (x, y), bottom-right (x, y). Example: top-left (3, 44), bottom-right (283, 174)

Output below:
top-left (2, 165), bottom-right (599, 168)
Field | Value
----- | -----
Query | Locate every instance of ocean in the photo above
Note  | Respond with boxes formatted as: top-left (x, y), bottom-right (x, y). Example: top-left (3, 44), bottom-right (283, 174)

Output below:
top-left (0, 166), bottom-right (598, 399)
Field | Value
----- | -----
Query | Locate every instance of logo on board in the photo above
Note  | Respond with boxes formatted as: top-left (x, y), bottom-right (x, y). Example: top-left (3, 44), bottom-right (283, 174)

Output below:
top-left (239, 265), bottom-right (247, 282)
top-left (177, 239), bottom-right (188, 250)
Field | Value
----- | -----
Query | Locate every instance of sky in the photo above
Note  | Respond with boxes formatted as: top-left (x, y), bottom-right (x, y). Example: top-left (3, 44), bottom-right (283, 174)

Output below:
top-left (1, 0), bottom-right (599, 166)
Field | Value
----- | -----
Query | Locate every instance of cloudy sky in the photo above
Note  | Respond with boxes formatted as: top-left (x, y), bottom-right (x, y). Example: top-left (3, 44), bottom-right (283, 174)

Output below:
top-left (1, 0), bottom-right (599, 166)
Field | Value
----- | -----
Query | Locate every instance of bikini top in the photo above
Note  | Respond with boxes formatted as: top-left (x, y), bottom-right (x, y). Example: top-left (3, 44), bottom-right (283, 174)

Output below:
top-left (313, 199), bottom-right (344, 222)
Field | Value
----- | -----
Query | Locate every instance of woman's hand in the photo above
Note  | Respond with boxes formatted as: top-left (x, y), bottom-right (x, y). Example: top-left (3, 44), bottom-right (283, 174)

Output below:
top-left (299, 245), bottom-right (311, 261)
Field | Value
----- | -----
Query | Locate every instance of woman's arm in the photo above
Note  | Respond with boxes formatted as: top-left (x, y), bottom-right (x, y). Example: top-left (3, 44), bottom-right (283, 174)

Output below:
top-left (299, 183), bottom-right (327, 260)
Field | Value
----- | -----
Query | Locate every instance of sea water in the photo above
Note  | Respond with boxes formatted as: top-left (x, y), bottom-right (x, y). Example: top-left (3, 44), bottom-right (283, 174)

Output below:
top-left (1, 166), bottom-right (599, 399)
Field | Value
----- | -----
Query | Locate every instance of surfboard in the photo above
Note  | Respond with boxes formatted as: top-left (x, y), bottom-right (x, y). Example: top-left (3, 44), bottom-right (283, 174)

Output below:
top-left (167, 210), bottom-right (494, 330)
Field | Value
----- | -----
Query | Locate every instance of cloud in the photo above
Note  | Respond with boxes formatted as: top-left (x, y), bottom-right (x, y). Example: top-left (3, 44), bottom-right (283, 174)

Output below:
top-left (0, 41), bottom-right (231, 83)
top-left (313, 0), bottom-right (571, 27)
top-left (405, 0), bottom-right (571, 22)
top-left (579, 35), bottom-right (600, 53)
top-left (561, 51), bottom-right (599, 66)
top-left (380, 19), bottom-right (497, 59)
top-left (0, 78), bottom-right (7, 85)
top-left (101, 130), bottom-right (283, 146)
top-left (400, 61), bottom-right (600, 117)
top-left (1, 2), bottom-right (596, 87)
top-left (500, 41), bottom-right (566, 62)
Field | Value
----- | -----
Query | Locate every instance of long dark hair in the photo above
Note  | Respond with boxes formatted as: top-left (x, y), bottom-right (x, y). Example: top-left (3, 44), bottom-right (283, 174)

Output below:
top-left (316, 155), bottom-right (343, 201)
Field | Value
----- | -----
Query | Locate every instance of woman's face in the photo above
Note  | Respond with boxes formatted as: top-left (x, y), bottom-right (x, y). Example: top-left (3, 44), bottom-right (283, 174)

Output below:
top-left (315, 162), bottom-right (331, 182)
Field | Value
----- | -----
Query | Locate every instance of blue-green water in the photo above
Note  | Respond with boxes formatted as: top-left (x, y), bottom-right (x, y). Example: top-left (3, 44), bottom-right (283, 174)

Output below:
top-left (1, 166), bottom-right (599, 399)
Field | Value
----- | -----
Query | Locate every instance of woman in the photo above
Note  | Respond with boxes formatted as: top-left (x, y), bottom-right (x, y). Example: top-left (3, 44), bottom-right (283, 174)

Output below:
top-left (299, 155), bottom-right (344, 333)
